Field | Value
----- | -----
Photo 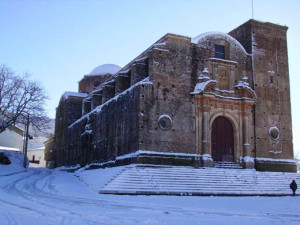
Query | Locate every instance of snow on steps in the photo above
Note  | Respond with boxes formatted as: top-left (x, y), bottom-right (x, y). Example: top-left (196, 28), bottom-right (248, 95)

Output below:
top-left (100, 165), bottom-right (300, 196)
top-left (213, 161), bottom-right (243, 169)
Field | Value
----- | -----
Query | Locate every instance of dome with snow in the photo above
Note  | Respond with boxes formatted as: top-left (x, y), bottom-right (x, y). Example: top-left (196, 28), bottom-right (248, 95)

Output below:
top-left (88, 64), bottom-right (121, 76)
top-left (191, 31), bottom-right (249, 61)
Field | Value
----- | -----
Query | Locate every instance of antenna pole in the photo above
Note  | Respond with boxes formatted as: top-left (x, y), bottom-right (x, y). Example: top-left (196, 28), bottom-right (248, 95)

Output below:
top-left (252, 0), bottom-right (254, 19)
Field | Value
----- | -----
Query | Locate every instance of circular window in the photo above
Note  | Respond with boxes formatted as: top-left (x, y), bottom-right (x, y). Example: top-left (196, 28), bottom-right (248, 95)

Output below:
top-left (158, 115), bottom-right (172, 130)
top-left (269, 126), bottom-right (280, 140)
top-left (93, 80), bottom-right (100, 88)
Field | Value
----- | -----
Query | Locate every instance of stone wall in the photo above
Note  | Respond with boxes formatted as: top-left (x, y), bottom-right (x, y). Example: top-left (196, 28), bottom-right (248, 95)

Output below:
top-left (44, 137), bottom-right (54, 168)
top-left (230, 20), bottom-right (294, 161)
top-left (53, 96), bottom-right (85, 167)
top-left (65, 85), bottom-right (141, 166)
top-left (139, 34), bottom-right (196, 155)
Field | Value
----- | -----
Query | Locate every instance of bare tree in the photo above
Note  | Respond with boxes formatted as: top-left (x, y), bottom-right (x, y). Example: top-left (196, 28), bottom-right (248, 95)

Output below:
top-left (0, 65), bottom-right (49, 133)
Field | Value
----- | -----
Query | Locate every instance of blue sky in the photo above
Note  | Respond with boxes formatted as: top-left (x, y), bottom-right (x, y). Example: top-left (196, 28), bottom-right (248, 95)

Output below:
top-left (1, 0), bottom-right (300, 154)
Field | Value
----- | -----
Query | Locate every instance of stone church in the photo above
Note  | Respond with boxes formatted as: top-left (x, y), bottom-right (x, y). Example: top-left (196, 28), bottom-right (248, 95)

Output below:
top-left (52, 19), bottom-right (296, 172)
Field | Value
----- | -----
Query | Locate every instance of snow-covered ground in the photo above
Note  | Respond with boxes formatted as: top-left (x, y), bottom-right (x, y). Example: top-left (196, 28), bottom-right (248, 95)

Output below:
top-left (0, 151), bottom-right (300, 225)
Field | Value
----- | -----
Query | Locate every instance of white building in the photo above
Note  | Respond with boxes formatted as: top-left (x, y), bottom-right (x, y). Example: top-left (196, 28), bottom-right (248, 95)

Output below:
top-left (27, 147), bottom-right (46, 167)
top-left (0, 125), bottom-right (24, 151)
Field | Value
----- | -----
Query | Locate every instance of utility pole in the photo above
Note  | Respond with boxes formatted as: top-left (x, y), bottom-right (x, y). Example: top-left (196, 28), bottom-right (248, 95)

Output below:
top-left (22, 124), bottom-right (26, 154)
top-left (23, 114), bottom-right (30, 168)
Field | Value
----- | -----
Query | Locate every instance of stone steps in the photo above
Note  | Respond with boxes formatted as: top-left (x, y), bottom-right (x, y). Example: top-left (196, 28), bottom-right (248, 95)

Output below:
top-left (213, 161), bottom-right (243, 169)
top-left (100, 164), bottom-right (300, 196)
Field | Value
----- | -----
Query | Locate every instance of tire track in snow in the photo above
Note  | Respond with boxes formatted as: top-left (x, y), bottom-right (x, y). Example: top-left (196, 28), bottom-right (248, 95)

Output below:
top-left (43, 169), bottom-right (300, 224)
top-left (0, 168), bottom-right (196, 224)
top-left (1, 168), bottom-right (300, 225)
top-left (0, 169), bottom-right (139, 224)
top-left (0, 170), bottom-right (26, 177)
top-left (2, 213), bottom-right (16, 225)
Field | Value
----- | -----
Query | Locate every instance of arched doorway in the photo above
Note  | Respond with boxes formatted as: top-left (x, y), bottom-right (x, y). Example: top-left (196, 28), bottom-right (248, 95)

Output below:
top-left (211, 116), bottom-right (234, 162)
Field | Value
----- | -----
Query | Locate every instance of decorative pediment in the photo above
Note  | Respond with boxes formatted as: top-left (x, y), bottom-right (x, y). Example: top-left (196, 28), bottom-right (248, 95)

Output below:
top-left (190, 68), bottom-right (217, 94)
top-left (191, 80), bottom-right (217, 94)
top-left (191, 72), bottom-right (256, 102)
top-left (234, 77), bottom-right (257, 100)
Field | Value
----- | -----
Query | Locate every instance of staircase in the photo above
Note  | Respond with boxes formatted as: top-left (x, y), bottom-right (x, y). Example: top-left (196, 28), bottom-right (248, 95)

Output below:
top-left (213, 161), bottom-right (243, 169)
top-left (100, 164), bottom-right (300, 196)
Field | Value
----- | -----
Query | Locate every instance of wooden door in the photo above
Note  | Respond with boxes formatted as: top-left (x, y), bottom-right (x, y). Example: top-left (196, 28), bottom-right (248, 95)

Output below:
top-left (211, 116), bottom-right (234, 162)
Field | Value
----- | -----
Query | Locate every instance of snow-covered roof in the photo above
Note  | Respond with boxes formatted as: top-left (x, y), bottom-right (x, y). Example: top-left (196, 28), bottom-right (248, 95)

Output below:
top-left (7, 125), bottom-right (24, 135)
top-left (68, 77), bottom-right (153, 129)
top-left (28, 147), bottom-right (45, 151)
top-left (88, 64), bottom-right (121, 76)
top-left (28, 136), bottom-right (48, 150)
top-left (0, 146), bottom-right (20, 152)
top-left (192, 32), bottom-right (248, 55)
top-left (62, 92), bottom-right (88, 100)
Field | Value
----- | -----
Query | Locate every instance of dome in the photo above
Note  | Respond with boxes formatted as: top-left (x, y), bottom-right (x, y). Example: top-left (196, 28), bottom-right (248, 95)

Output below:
top-left (191, 32), bottom-right (248, 54)
top-left (88, 64), bottom-right (121, 76)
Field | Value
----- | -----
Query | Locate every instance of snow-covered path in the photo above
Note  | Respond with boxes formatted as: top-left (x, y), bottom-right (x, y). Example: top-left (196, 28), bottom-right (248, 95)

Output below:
top-left (0, 165), bottom-right (300, 225)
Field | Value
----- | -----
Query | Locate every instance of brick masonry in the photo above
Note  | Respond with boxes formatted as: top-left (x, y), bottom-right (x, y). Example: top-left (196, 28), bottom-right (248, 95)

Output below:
top-left (52, 19), bottom-right (296, 172)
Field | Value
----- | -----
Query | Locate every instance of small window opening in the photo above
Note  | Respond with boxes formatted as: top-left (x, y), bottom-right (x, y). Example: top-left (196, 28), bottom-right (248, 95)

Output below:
top-left (214, 44), bottom-right (225, 59)
top-left (83, 100), bottom-right (91, 114)
top-left (270, 76), bottom-right (274, 84)
top-left (93, 80), bottom-right (100, 88)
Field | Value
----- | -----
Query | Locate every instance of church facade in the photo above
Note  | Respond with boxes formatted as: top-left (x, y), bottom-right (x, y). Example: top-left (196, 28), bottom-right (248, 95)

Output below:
top-left (52, 19), bottom-right (296, 172)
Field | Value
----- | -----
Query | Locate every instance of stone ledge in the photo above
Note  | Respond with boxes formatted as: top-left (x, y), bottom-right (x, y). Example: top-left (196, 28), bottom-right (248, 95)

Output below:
top-left (255, 158), bottom-right (297, 173)
top-left (79, 152), bottom-right (298, 173)
top-left (137, 154), bottom-right (197, 167)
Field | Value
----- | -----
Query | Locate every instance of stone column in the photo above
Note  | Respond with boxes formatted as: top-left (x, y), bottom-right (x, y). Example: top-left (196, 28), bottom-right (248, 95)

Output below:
top-left (194, 102), bottom-right (201, 168)
top-left (201, 110), bottom-right (213, 167)
top-left (242, 106), bottom-right (254, 169)
top-left (202, 111), bottom-right (209, 154)
top-left (242, 114), bottom-right (250, 156)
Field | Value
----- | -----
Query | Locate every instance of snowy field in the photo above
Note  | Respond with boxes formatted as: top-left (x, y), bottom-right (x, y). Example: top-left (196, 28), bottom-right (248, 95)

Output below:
top-left (0, 152), bottom-right (300, 225)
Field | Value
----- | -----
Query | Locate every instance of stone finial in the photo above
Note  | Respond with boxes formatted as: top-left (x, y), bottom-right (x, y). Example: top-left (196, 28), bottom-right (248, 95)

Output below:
top-left (241, 76), bottom-right (249, 85)
top-left (198, 68), bottom-right (210, 82)
top-left (202, 67), bottom-right (209, 75)
top-left (235, 76), bottom-right (250, 88)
